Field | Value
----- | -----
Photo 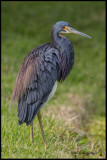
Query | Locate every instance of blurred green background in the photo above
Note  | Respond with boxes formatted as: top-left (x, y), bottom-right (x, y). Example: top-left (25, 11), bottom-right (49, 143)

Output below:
top-left (1, 1), bottom-right (105, 159)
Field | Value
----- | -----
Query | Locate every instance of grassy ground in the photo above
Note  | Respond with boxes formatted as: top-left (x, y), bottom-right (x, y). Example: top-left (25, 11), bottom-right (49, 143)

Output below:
top-left (1, 1), bottom-right (105, 158)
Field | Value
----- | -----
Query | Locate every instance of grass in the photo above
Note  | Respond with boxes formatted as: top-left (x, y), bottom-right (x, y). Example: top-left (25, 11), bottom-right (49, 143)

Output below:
top-left (1, 1), bottom-right (105, 158)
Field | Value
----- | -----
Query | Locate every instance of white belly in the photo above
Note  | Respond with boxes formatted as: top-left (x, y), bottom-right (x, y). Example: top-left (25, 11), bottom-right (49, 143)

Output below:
top-left (48, 81), bottom-right (58, 101)
top-left (42, 81), bottom-right (58, 107)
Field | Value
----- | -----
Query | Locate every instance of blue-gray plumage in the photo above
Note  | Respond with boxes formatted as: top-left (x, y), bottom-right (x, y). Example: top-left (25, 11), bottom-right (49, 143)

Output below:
top-left (17, 43), bottom-right (59, 126)
top-left (11, 21), bottom-right (91, 146)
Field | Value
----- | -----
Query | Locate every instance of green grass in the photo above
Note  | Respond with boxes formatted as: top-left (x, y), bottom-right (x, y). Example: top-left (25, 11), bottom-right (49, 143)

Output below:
top-left (1, 1), bottom-right (105, 158)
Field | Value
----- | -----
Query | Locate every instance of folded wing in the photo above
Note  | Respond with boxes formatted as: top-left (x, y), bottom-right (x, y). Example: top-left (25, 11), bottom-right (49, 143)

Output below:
top-left (11, 43), bottom-right (59, 125)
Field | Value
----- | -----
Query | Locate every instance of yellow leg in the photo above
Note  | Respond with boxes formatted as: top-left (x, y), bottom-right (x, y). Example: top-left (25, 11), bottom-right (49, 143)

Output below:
top-left (37, 111), bottom-right (47, 151)
top-left (30, 122), bottom-right (33, 142)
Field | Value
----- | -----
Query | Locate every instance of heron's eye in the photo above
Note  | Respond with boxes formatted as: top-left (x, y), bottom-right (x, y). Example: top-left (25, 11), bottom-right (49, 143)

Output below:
top-left (62, 26), bottom-right (66, 30)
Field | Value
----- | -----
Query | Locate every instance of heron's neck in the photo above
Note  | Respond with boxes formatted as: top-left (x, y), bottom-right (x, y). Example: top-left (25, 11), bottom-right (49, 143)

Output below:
top-left (51, 30), bottom-right (74, 81)
top-left (51, 29), bottom-right (73, 53)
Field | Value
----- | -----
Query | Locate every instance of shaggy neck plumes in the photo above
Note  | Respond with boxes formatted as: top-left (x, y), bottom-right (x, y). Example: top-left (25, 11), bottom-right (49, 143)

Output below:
top-left (51, 28), bottom-right (75, 81)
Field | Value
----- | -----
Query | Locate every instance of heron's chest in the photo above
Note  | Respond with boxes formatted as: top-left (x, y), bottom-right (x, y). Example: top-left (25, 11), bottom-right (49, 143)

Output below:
top-left (58, 52), bottom-right (74, 81)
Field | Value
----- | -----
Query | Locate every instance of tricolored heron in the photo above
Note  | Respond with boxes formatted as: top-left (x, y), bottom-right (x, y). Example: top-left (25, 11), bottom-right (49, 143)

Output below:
top-left (11, 21), bottom-right (91, 150)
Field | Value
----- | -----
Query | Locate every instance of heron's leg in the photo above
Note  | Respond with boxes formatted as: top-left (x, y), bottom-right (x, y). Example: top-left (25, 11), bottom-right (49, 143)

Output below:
top-left (37, 111), bottom-right (47, 151)
top-left (30, 122), bottom-right (33, 142)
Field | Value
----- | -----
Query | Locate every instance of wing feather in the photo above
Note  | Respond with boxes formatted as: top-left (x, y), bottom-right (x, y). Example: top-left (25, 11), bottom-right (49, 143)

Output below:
top-left (12, 43), bottom-right (60, 125)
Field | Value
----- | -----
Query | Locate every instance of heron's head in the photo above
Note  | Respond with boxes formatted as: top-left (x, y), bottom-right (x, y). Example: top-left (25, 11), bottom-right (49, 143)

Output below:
top-left (53, 21), bottom-right (91, 38)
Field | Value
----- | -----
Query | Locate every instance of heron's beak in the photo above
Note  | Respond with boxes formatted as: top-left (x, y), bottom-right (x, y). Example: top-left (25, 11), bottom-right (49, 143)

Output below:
top-left (67, 27), bottom-right (91, 38)
top-left (61, 26), bottom-right (91, 38)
